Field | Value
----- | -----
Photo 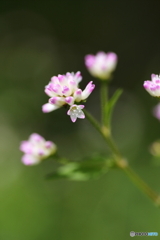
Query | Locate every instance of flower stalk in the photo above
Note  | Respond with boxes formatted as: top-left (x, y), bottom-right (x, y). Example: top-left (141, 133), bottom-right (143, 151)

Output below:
top-left (84, 89), bottom-right (160, 207)
top-left (19, 50), bottom-right (160, 208)
top-left (100, 81), bottom-right (108, 126)
top-left (122, 165), bottom-right (160, 207)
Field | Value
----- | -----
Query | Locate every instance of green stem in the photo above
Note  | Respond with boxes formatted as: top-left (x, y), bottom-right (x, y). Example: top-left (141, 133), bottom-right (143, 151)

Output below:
top-left (84, 109), bottom-right (121, 157)
top-left (122, 165), bottom-right (160, 206)
top-left (84, 109), bottom-right (160, 207)
top-left (100, 82), bottom-right (108, 126)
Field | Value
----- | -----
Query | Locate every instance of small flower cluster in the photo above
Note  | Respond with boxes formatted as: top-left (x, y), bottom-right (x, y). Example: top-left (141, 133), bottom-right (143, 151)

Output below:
top-left (153, 103), bottom-right (160, 120)
top-left (85, 51), bottom-right (117, 80)
top-left (20, 51), bottom-right (118, 165)
top-left (143, 74), bottom-right (160, 97)
top-left (42, 71), bottom-right (95, 122)
top-left (20, 133), bottom-right (57, 165)
top-left (143, 74), bottom-right (160, 121)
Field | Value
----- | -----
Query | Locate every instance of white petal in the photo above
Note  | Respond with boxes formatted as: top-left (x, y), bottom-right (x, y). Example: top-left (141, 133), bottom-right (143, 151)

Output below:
top-left (77, 110), bottom-right (85, 119)
top-left (70, 115), bottom-right (77, 122)
top-left (81, 81), bottom-right (95, 100)
top-left (67, 105), bottom-right (85, 122)
top-left (42, 103), bottom-right (60, 113)
top-left (73, 89), bottom-right (82, 102)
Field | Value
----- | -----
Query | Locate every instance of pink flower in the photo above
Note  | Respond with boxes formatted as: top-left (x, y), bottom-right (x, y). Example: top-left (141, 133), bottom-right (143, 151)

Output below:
top-left (67, 104), bottom-right (85, 122)
top-left (20, 133), bottom-right (57, 165)
top-left (85, 51), bottom-right (118, 80)
top-left (153, 103), bottom-right (160, 120)
top-left (143, 74), bottom-right (160, 97)
top-left (42, 72), bottom-right (95, 113)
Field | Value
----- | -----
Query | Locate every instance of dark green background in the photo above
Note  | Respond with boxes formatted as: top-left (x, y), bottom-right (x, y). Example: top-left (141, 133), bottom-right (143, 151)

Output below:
top-left (0, 1), bottom-right (160, 239)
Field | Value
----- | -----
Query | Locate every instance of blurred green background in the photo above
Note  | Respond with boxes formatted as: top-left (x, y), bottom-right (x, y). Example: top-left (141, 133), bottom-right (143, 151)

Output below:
top-left (0, 0), bottom-right (160, 239)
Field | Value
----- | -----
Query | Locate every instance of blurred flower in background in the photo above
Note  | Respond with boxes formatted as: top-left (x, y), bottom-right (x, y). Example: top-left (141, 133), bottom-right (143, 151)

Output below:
top-left (150, 140), bottom-right (160, 157)
top-left (143, 74), bottom-right (160, 97)
top-left (153, 103), bottom-right (160, 120)
top-left (20, 133), bottom-right (57, 165)
top-left (84, 51), bottom-right (117, 80)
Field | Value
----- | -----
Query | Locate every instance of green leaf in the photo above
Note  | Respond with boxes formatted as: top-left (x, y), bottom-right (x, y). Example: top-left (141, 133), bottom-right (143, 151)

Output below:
top-left (45, 154), bottom-right (113, 181)
top-left (104, 89), bottom-right (123, 128)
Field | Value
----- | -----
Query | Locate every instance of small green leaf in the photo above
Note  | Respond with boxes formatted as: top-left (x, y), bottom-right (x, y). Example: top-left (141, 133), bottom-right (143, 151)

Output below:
top-left (45, 154), bottom-right (113, 181)
top-left (104, 89), bottom-right (123, 127)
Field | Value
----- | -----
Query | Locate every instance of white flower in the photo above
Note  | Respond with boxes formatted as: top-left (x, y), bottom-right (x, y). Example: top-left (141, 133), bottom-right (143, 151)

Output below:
top-left (85, 51), bottom-right (118, 80)
top-left (67, 105), bottom-right (85, 122)
top-left (20, 133), bottom-right (57, 165)
top-left (42, 72), bottom-right (95, 113)
top-left (143, 74), bottom-right (160, 97)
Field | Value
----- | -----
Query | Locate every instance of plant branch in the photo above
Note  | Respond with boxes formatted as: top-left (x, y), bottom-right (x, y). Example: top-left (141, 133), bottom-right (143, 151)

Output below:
top-left (100, 81), bottom-right (108, 126)
top-left (84, 108), bottom-right (160, 207)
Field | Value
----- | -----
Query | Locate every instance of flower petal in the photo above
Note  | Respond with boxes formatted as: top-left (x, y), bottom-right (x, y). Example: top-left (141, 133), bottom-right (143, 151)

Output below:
top-left (29, 133), bottom-right (45, 142)
top-left (67, 104), bottom-right (85, 122)
top-left (65, 96), bottom-right (74, 105)
top-left (42, 103), bottom-right (60, 113)
top-left (143, 75), bottom-right (160, 97)
top-left (77, 110), bottom-right (85, 119)
top-left (81, 81), bottom-right (95, 100)
top-left (20, 141), bottom-right (33, 154)
top-left (85, 51), bottom-right (117, 80)
top-left (73, 89), bottom-right (82, 102)
top-left (85, 55), bottom-right (95, 68)
top-left (153, 103), bottom-right (160, 120)
top-left (49, 97), bottom-right (65, 106)
top-left (22, 154), bottom-right (40, 165)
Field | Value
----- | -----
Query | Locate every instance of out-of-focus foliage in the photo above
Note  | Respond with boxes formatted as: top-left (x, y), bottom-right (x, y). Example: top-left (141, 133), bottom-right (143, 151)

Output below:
top-left (0, 1), bottom-right (160, 239)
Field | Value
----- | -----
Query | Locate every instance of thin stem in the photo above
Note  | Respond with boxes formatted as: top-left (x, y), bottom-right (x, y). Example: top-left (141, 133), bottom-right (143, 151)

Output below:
top-left (100, 81), bottom-right (108, 126)
top-left (84, 108), bottom-right (160, 207)
top-left (122, 165), bottom-right (160, 207)
top-left (84, 109), bottom-right (122, 157)
top-left (83, 109), bottom-right (103, 136)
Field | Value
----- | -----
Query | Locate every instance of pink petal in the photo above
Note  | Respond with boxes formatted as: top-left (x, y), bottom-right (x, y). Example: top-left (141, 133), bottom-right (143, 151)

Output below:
top-left (20, 141), bottom-right (32, 154)
top-left (22, 154), bottom-right (40, 165)
top-left (85, 55), bottom-right (95, 68)
top-left (65, 96), bottom-right (74, 105)
top-left (81, 81), bottom-right (95, 100)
